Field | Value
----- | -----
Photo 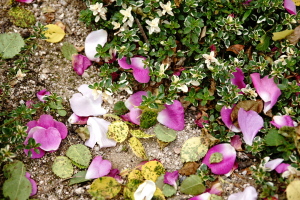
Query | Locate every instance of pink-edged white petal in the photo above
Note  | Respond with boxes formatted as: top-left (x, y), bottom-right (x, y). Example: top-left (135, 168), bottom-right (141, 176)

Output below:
top-left (230, 135), bottom-right (243, 151)
top-left (206, 182), bottom-right (223, 195)
top-left (72, 54), bottom-right (92, 76)
top-left (25, 172), bottom-right (37, 196)
top-left (202, 143), bottom-right (236, 175)
top-left (189, 192), bottom-right (211, 200)
top-left (164, 171), bottom-right (179, 189)
top-left (68, 113), bottom-right (89, 125)
top-left (228, 186), bottom-right (258, 200)
top-left (238, 108), bottom-right (263, 146)
top-left (85, 156), bottom-right (112, 179)
top-left (220, 106), bottom-right (240, 132)
top-left (270, 115), bottom-right (295, 129)
top-left (24, 148), bottom-right (45, 159)
top-left (264, 158), bottom-right (284, 171)
top-left (134, 180), bottom-right (156, 200)
top-left (85, 29), bottom-right (108, 61)
top-left (125, 91), bottom-right (147, 110)
top-left (32, 127), bottom-right (62, 151)
top-left (122, 107), bottom-right (142, 125)
top-left (231, 68), bottom-right (246, 89)
top-left (275, 163), bottom-right (290, 173)
top-left (36, 89), bottom-right (50, 102)
top-left (284, 0), bottom-right (297, 15)
top-left (85, 117), bottom-right (117, 148)
top-left (70, 84), bottom-right (107, 117)
top-left (16, 0), bottom-right (34, 3)
top-left (250, 73), bottom-right (281, 113)
top-left (157, 100), bottom-right (185, 131)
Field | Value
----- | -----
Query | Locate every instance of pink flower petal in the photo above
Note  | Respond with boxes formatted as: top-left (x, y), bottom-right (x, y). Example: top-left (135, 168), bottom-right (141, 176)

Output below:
top-left (36, 114), bottom-right (55, 129)
top-left (85, 156), bottom-right (112, 179)
top-left (16, 0), bottom-right (34, 3)
top-left (250, 73), bottom-right (281, 113)
top-left (284, 0), bottom-right (297, 15)
top-left (157, 100), bottom-right (185, 131)
top-left (275, 163), bottom-right (290, 173)
top-left (228, 186), bottom-right (258, 200)
top-left (202, 143), bottom-right (236, 175)
top-left (53, 121), bottom-right (68, 139)
top-left (220, 106), bottom-right (240, 132)
top-left (70, 84), bottom-right (107, 117)
top-left (270, 115), bottom-right (295, 128)
top-left (107, 169), bottom-right (122, 183)
top-left (36, 89), bottom-right (50, 102)
top-left (26, 100), bottom-right (34, 108)
top-left (264, 158), bottom-right (284, 171)
top-left (24, 148), bottom-right (45, 159)
top-left (125, 91), bottom-right (147, 110)
top-left (206, 183), bottom-right (222, 195)
top-left (72, 54), bottom-right (92, 76)
top-left (85, 29), bottom-right (108, 61)
top-left (123, 107), bottom-right (143, 125)
top-left (189, 193), bottom-right (211, 200)
top-left (85, 117), bottom-right (116, 148)
top-left (68, 113), bottom-right (89, 125)
top-left (231, 68), bottom-right (246, 89)
top-left (238, 108), bottom-right (263, 146)
top-left (33, 127), bottom-right (62, 151)
top-left (230, 135), bottom-right (243, 151)
top-left (164, 171), bottom-right (179, 189)
top-left (25, 172), bottom-right (37, 196)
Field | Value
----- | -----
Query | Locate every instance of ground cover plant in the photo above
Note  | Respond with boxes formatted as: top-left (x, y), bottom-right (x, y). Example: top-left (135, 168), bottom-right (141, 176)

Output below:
top-left (1, 0), bottom-right (300, 199)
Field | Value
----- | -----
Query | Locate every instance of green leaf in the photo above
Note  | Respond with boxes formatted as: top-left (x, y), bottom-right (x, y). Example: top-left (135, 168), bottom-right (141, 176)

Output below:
top-left (130, 129), bottom-right (154, 138)
top-left (256, 34), bottom-right (270, 51)
top-left (57, 109), bottom-right (67, 116)
top-left (163, 184), bottom-right (176, 197)
top-left (69, 171), bottom-right (90, 185)
top-left (129, 137), bottom-right (148, 159)
top-left (242, 10), bottom-right (252, 22)
top-left (107, 121), bottom-right (129, 142)
top-left (3, 161), bottom-right (31, 200)
top-left (155, 175), bottom-right (165, 190)
top-left (265, 129), bottom-right (285, 146)
top-left (113, 101), bottom-right (129, 115)
top-left (180, 175), bottom-right (206, 195)
top-left (88, 177), bottom-right (122, 199)
top-left (52, 156), bottom-right (74, 178)
top-left (0, 33), bottom-right (25, 59)
top-left (61, 42), bottom-right (78, 60)
top-left (66, 144), bottom-right (92, 168)
top-left (154, 124), bottom-right (177, 142)
top-left (181, 137), bottom-right (209, 162)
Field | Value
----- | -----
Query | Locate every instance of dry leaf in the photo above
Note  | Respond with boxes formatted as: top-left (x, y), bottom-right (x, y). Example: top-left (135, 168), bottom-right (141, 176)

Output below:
top-left (75, 46), bottom-right (85, 52)
top-left (287, 26), bottom-right (300, 45)
top-left (55, 21), bottom-right (65, 31)
top-left (174, 0), bottom-right (183, 7)
top-left (44, 12), bottom-right (55, 23)
top-left (179, 162), bottom-right (200, 176)
top-left (226, 44), bottom-right (245, 54)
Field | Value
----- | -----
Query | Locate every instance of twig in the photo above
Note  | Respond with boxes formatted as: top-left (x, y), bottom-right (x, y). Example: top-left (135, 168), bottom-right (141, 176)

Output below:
top-left (135, 18), bottom-right (150, 45)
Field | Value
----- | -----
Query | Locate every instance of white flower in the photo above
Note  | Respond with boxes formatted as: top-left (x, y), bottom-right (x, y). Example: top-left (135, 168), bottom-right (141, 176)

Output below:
top-left (112, 21), bottom-right (121, 30)
top-left (89, 3), bottom-right (107, 22)
top-left (146, 18), bottom-right (161, 34)
top-left (159, 64), bottom-right (168, 76)
top-left (241, 84), bottom-right (258, 99)
top-left (159, 1), bottom-right (174, 16)
top-left (16, 69), bottom-right (26, 80)
top-left (202, 51), bottom-right (220, 68)
top-left (120, 6), bottom-right (134, 27)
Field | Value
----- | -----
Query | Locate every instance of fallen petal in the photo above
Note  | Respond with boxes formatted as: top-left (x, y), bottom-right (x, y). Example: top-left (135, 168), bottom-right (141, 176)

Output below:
top-left (36, 114), bottom-right (55, 129)
top-left (238, 108), bottom-right (263, 146)
top-left (36, 89), bottom-right (50, 102)
top-left (284, 0), bottom-right (297, 15)
top-left (164, 171), bottom-right (179, 189)
top-left (123, 107), bottom-right (143, 125)
top-left (220, 106), bottom-right (240, 132)
top-left (33, 127), bottom-right (62, 151)
top-left (134, 180), bottom-right (156, 200)
top-left (189, 192), bottom-right (211, 200)
top-left (68, 113), bottom-right (89, 125)
top-left (85, 29), bottom-right (108, 61)
top-left (275, 163), bottom-right (290, 173)
top-left (25, 172), bottom-right (37, 196)
top-left (16, 0), bottom-right (34, 3)
top-left (72, 54), bottom-right (92, 76)
top-left (231, 68), bottom-right (246, 89)
top-left (230, 135), bottom-right (243, 151)
top-left (270, 115), bottom-right (295, 128)
top-left (202, 143), bottom-right (236, 175)
top-left (85, 156), bottom-right (112, 179)
top-left (157, 100), bottom-right (185, 131)
top-left (264, 158), bottom-right (284, 171)
top-left (24, 148), bottom-right (45, 159)
top-left (206, 182), bottom-right (223, 195)
top-left (228, 186), bottom-right (258, 200)
top-left (125, 91), bottom-right (148, 110)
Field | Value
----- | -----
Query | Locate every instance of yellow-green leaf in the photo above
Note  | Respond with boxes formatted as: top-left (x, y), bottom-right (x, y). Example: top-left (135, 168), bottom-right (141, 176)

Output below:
top-left (272, 30), bottom-right (294, 41)
top-left (286, 179), bottom-right (300, 200)
top-left (181, 137), bottom-right (209, 163)
top-left (153, 187), bottom-right (166, 200)
top-left (129, 137), bottom-right (147, 159)
top-left (88, 177), bottom-right (121, 199)
top-left (130, 129), bottom-right (154, 138)
top-left (107, 121), bottom-right (129, 143)
top-left (141, 161), bottom-right (165, 182)
top-left (43, 24), bottom-right (65, 43)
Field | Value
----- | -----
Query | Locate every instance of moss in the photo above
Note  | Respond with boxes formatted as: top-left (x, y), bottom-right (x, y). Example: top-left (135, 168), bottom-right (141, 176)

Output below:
top-left (140, 109), bottom-right (158, 129)
top-left (8, 7), bottom-right (36, 28)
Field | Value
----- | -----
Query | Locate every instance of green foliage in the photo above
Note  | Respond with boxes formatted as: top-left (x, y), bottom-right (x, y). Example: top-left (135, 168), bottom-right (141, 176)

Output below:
top-left (162, 184), bottom-right (176, 197)
top-left (0, 33), bottom-right (25, 59)
top-left (8, 6), bottom-right (36, 28)
top-left (180, 175), bottom-right (206, 195)
top-left (154, 124), bottom-right (177, 143)
top-left (66, 144), bottom-right (92, 169)
top-left (69, 171), bottom-right (90, 185)
top-left (140, 109), bottom-right (158, 129)
top-left (88, 177), bottom-right (122, 199)
top-left (113, 101), bottom-right (129, 115)
top-left (264, 129), bottom-right (285, 146)
top-left (61, 42), bottom-right (78, 60)
top-left (3, 161), bottom-right (32, 200)
top-left (52, 156), bottom-right (74, 178)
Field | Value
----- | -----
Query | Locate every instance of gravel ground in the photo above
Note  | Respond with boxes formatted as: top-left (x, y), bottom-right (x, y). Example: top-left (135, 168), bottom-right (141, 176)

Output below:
top-left (1, 0), bottom-right (258, 199)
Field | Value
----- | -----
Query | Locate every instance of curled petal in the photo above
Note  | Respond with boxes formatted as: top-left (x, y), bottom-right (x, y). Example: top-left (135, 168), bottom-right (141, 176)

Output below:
top-left (264, 158), bottom-right (284, 171)
top-left (36, 89), bottom-right (50, 102)
top-left (85, 156), bottom-right (112, 179)
top-left (207, 182), bottom-right (223, 195)
top-left (164, 171), bottom-right (179, 189)
top-left (230, 135), bottom-right (243, 151)
top-left (231, 68), bottom-right (246, 89)
top-left (134, 180), bottom-right (156, 200)
top-left (85, 29), bottom-right (108, 61)
top-left (238, 108), bottom-right (263, 146)
top-left (68, 113), bottom-right (89, 125)
top-left (125, 91), bottom-right (148, 110)
top-left (25, 172), bottom-right (37, 196)
top-left (202, 143), bottom-right (236, 175)
top-left (70, 84), bottom-right (107, 117)
top-left (72, 54), bottom-right (92, 76)
top-left (275, 163), bottom-right (290, 173)
top-left (189, 193), bottom-right (211, 200)
top-left (228, 186), bottom-right (258, 200)
top-left (157, 100), bottom-right (185, 131)
top-left (32, 127), bottom-right (62, 151)
top-left (284, 0), bottom-right (297, 15)
top-left (220, 106), bottom-right (240, 132)
top-left (85, 117), bottom-right (116, 148)
top-left (250, 73), bottom-right (281, 113)
top-left (122, 107), bottom-right (142, 125)
top-left (270, 115), bottom-right (295, 128)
